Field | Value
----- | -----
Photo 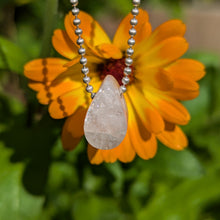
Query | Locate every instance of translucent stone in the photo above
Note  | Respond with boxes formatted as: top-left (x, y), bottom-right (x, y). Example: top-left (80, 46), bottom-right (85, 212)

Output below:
top-left (84, 75), bottom-right (128, 150)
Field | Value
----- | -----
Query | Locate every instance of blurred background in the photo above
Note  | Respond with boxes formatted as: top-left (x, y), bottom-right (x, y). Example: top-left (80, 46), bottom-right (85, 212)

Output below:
top-left (0, 0), bottom-right (220, 219)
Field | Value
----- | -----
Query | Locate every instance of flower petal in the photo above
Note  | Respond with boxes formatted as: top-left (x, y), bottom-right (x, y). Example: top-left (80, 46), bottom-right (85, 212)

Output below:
top-left (53, 62), bottom-right (102, 95)
top-left (169, 89), bottom-right (199, 101)
top-left (157, 98), bottom-right (190, 125)
top-left (168, 75), bottom-right (200, 100)
top-left (128, 85), bottom-right (164, 134)
top-left (28, 79), bottom-right (82, 105)
top-left (135, 67), bottom-right (174, 91)
top-left (52, 29), bottom-right (78, 60)
top-left (101, 132), bottom-right (136, 163)
top-left (65, 11), bottom-right (111, 49)
top-left (28, 57), bottom-right (102, 106)
top-left (95, 43), bottom-right (123, 59)
top-left (157, 121), bottom-right (188, 150)
top-left (165, 59), bottom-right (206, 81)
top-left (135, 19), bottom-right (186, 57)
top-left (143, 88), bottom-right (191, 125)
top-left (48, 88), bottom-right (88, 119)
top-left (127, 97), bottom-right (157, 160)
top-left (61, 106), bottom-right (87, 151)
top-left (113, 9), bottom-right (151, 51)
top-left (88, 131), bottom-right (136, 164)
top-left (26, 60), bottom-right (83, 105)
top-left (24, 58), bottom-right (68, 82)
top-left (87, 145), bottom-right (104, 165)
top-left (137, 37), bottom-right (189, 68)
top-left (147, 19), bottom-right (186, 47)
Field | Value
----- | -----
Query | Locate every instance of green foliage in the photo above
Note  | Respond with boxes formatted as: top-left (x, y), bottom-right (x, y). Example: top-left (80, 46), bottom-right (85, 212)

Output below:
top-left (0, 36), bottom-right (29, 74)
top-left (40, 0), bottom-right (58, 58)
top-left (0, 144), bottom-right (44, 220)
top-left (0, 0), bottom-right (220, 219)
top-left (138, 173), bottom-right (220, 220)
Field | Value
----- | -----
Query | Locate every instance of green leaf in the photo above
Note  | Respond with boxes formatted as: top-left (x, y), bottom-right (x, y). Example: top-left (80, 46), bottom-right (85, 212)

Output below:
top-left (0, 0), bottom-right (34, 7)
top-left (192, 122), bottom-right (220, 167)
top-left (105, 162), bottom-right (124, 197)
top-left (47, 162), bottom-right (79, 191)
top-left (16, 24), bottom-right (41, 58)
top-left (138, 173), bottom-right (220, 220)
top-left (0, 143), bottom-right (44, 220)
top-left (128, 170), bottom-right (151, 214)
top-left (147, 146), bottom-right (204, 179)
top-left (0, 36), bottom-right (28, 74)
top-left (72, 192), bottom-right (122, 220)
top-left (14, 0), bottom-right (35, 5)
top-left (210, 67), bottom-right (220, 116)
top-left (40, 0), bottom-right (58, 57)
top-left (183, 79), bottom-right (210, 133)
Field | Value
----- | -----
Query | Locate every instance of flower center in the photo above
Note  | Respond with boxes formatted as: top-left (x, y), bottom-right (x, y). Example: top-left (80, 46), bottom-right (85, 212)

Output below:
top-left (98, 58), bottom-right (134, 86)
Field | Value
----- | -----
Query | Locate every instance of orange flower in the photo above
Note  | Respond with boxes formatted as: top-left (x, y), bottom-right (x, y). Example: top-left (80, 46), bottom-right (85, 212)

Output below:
top-left (24, 10), bottom-right (205, 164)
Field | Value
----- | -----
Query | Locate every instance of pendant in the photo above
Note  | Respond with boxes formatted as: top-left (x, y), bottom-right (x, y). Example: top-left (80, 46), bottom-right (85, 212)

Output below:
top-left (84, 75), bottom-right (128, 150)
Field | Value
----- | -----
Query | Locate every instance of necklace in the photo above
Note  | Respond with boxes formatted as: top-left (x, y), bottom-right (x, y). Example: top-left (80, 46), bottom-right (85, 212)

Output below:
top-left (70, 0), bottom-right (141, 150)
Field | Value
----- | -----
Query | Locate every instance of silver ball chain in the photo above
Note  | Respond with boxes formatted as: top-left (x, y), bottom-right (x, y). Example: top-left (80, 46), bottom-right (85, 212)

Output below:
top-left (70, 0), bottom-right (141, 98)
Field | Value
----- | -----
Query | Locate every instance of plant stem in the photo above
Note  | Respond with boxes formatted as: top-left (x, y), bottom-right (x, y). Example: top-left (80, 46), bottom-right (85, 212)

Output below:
top-left (40, 0), bottom-right (58, 58)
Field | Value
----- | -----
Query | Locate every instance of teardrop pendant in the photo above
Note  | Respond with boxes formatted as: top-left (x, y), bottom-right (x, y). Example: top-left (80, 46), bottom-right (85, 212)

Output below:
top-left (84, 75), bottom-right (128, 150)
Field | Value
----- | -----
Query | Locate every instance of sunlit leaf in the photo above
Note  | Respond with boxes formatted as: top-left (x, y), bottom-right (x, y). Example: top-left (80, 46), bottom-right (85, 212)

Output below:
top-left (0, 143), bottom-right (44, 220)
top-left (47, 162), bottom-right (79, 191)
top-left (183, 79), bottom-right (210, 133)
top-left (14, 0), bottom-right (35, 5)
top-left (147, 146), bottom-right (205, 179)
top-left (72, 192), bottom-right (122, 220)
top-left (0, 36), bottom-right (28, 74)
top-left (105, 162), bottom-right (124, 197)
top-left (138, 173), bottom-right (220, 220)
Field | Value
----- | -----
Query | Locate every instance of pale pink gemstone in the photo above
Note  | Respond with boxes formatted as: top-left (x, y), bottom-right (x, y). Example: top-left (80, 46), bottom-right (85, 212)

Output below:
top-left (84, 75), bottom-right (128, 150)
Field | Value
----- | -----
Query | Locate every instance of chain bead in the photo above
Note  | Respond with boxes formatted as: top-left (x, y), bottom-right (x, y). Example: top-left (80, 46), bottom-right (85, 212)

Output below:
top-left (124, 67), bottom-right (132, 75)
top-left (73, 18), bottom-right (81, 26)
top-left (83, 76), bottom-right (91, 84)
top-left (120, 85), bottom-right (127, 93)
top-left (81, 66), bottom-right (89, 74)
top-left (126, 48), bottom-right (134, 56)
top-left (128, 38), bottom-right (135, 46)
top-left (122, 76), bottom-right (130, 85)
top-left (132, 0), bottom-right (141, 6)
top-left (125, 57), bottom-right (133, 66)
top-left (70, 0), bottom-right (78, 6)
top-left (72, 7), bottom-right (79, 15)
top-left (130, 18), bottom-right (138, 26)
top-left (77, 37), bottom-right (84, 45)
top-left (78, 47), bottom-right (86, 55)
top-left (131, 7), bottom-right (139, 16)
top-left (86, 85), bottom-right (93, 93)
top-left (75, 27), bottom-right (83, 35)
top-left (129, 28), bottom-right (137, 36)
top-left (80, 57), bottom-right (87, 65)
